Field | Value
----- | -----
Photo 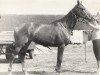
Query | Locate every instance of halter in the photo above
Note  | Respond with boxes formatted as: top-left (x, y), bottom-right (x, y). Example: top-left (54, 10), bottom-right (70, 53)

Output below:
top-left (69, 11), bottom-right (79, 30)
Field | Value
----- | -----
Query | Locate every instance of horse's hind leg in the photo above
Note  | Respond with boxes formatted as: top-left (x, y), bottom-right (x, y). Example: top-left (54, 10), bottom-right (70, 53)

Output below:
top-left (19, 41), bottom-right (31, 75)
top-left (7, 54), bottom-right (16, 75)
top-left (55, 44), bottom-right (65, 73)
top-left (19, 52), bottom-right (29, 75)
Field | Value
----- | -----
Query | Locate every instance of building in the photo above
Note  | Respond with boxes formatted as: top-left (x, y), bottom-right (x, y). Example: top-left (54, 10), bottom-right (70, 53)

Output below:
top-left (0, 13), bottom-right (100, 44)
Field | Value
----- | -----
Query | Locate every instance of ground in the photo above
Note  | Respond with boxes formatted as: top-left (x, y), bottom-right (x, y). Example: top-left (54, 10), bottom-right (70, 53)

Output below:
top-left (0, 41), bottom-right (98, 75)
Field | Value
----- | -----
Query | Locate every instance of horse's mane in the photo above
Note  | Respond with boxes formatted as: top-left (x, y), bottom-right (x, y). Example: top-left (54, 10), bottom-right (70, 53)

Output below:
top-left (62, 11), bottom-right (77, 29)
top-left (51, 4), bottom-right (78, 30)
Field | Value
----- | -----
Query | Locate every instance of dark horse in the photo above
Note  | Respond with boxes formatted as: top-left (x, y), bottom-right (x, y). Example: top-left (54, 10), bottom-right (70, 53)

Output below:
top-left (7, 0), bottom-right (94, 75)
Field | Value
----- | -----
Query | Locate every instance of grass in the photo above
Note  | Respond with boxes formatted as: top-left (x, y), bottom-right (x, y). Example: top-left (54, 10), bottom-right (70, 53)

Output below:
top-left (0, 43), bottom-right (98, 75)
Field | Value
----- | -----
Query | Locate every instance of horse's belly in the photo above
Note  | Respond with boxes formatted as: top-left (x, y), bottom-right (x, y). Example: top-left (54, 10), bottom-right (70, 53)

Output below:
top-left (33, 33), bottom-right (56, 46)
top-left (33, 33), bottom-right (66, 47)
top-left (34, 39), bottom-right (55, 46)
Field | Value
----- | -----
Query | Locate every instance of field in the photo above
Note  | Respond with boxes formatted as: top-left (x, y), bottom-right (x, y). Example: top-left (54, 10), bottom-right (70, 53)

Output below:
top-left (0, 41), bottom-right (98, 75)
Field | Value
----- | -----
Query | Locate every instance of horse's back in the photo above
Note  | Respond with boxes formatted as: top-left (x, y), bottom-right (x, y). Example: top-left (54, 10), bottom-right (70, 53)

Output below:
top-left (14, 22), bottom-right (34, 46)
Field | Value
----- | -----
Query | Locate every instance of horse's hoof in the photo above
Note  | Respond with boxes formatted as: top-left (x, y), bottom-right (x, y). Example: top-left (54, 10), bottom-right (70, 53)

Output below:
top-left (24, 72), bottom-right (30, 75)
top-left (55, 68), bottom-right (62, 73)
top-left (56, 72), bottom-right (62, 75)
top-left (55, 69), bottom-right (62, 75)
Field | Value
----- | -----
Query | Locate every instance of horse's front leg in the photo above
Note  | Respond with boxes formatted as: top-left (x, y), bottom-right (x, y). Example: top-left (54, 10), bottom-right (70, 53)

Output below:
top-left (55, 44), bottom-right (65, 73)
top-left (7, 54), bottom-right (16, 75)
top-left (97, 60), bottom-right (100, 75)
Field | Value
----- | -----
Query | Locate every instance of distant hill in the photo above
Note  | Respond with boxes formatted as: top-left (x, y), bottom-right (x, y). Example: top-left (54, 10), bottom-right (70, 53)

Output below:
top-left (0, 14), bottom-right (100, 31)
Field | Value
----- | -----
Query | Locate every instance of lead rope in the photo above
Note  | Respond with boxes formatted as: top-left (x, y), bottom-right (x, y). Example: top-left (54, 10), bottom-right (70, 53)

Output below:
top-left (85, 42), bottom-right (87, 63)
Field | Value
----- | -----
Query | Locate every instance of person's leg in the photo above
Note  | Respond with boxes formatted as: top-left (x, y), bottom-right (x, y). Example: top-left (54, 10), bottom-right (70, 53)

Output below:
top-left (92, 39), bottom-right (100, 75)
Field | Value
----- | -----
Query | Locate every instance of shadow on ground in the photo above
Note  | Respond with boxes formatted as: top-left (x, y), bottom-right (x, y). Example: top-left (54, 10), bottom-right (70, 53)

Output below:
top-left (0, 58), bottom-right (21, 63)
top-left (0, 70), bottom-right (96, 75)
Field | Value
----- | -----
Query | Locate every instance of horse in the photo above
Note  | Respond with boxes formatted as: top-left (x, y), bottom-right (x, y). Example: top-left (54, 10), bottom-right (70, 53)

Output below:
top-left (7, 0), bottom-right (94, 75)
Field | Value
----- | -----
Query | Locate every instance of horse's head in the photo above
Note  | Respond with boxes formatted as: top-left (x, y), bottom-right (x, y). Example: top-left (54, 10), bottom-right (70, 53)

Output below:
top-left (72, 0), bottom-right (93, 22)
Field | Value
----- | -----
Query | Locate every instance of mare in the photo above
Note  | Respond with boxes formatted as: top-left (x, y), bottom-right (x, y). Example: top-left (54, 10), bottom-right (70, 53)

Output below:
top-left (7, 0), bottom-right (94, 75)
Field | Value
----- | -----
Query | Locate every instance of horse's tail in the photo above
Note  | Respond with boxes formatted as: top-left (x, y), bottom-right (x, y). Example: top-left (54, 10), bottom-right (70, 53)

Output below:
top-left (14, 27), bottom-right (19, 41)
top-left (14, 27), bottom-right (19, 33)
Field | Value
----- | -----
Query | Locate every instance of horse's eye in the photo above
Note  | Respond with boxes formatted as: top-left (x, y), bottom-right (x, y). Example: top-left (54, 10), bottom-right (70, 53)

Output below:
top-left (78, 7), bottom-right (84, 11)
top-left (82, 8), bottom-right (84, 11)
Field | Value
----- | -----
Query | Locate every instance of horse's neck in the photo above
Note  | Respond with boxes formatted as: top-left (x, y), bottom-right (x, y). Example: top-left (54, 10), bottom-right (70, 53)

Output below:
top-left (62, 12), bottom-right (77, 30)
top-left (54, 13), bottom-right (77, 34)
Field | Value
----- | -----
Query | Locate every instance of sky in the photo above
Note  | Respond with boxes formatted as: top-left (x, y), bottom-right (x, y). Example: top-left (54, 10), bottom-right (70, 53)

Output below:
top-left (0, 0), bottom-right (100, 15)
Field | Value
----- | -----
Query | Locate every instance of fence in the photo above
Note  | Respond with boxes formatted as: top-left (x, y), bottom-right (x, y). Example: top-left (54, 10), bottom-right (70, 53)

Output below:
top-left (0, 30), bottom-right (91, 44)
top-left (0, 31), bottom-right (14, 44)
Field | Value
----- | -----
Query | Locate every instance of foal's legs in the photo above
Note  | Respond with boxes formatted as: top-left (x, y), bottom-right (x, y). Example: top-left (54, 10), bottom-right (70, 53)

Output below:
top-left (55, 44), bottom-right (65, 73)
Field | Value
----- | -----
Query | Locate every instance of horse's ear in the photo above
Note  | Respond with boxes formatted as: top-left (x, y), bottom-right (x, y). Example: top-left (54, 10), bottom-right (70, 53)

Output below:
top-left (77, 0), bottom-right (80, 5)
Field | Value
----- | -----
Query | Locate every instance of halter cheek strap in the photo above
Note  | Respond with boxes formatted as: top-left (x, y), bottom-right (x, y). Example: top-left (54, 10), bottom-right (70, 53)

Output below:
top-left (69, 11), bottom-right (78, 30)
top-left (71, 11), bottom-right (77, 19)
